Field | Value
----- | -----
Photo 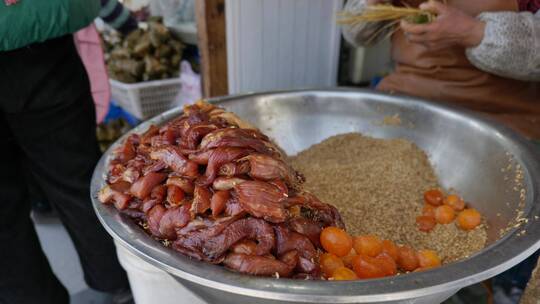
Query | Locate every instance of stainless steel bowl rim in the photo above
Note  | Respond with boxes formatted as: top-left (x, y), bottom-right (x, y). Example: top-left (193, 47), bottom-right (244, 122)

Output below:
top-left (92, 89), bottom-right (540, 302)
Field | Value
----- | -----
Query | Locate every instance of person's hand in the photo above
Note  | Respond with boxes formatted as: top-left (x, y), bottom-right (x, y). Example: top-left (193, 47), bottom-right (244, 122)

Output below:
top-left (400, 0), bottom-right (486, 50)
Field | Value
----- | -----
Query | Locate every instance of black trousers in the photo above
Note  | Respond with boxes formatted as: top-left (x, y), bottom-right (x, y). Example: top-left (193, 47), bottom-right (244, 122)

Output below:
top-left (0, 36), bottom-right (128, 304)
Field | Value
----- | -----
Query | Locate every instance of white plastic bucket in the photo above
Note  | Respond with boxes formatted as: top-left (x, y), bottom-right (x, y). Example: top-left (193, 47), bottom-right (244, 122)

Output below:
top-left (115, 240), bottom-right (206, 304)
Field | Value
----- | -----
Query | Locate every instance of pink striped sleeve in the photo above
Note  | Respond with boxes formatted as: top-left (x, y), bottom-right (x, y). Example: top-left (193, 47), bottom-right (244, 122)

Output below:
top-left (74, 24), bottom-right (111, 124)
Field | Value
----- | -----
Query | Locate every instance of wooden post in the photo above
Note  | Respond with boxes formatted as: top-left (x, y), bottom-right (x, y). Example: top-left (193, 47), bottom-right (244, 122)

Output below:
top-left (196, 0), bottom-right (228, 98)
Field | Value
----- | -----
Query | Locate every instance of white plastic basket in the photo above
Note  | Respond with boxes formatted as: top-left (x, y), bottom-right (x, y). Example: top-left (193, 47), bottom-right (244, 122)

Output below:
top-left (110, 78), bottom-right (182, 120)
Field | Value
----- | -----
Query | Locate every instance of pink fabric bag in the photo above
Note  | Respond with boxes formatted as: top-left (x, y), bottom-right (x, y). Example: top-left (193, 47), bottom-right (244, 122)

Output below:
top-left (74, 24), bottom-right (110, 124)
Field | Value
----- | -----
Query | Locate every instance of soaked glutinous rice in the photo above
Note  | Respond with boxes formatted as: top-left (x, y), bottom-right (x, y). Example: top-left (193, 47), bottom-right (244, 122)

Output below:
top-left (288, 133), bottom-right (487, 263)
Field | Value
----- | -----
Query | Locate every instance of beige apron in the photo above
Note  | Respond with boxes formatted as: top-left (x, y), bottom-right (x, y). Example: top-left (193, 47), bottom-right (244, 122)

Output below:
top-left (379, 0), bottom-right (540, 139)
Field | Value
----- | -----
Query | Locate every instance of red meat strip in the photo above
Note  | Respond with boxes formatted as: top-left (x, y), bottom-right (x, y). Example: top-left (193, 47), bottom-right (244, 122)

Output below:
top-left (189, 149), bottom-right (213, 165)
top-left (199, 128), bottom-right (274, 155)
top-left (210, 190), bottom-right (230, 217)
top-left (151, 184), bottom-right (167, 201)
top-left (288, 217), bottom-right (322, 248)
top-left (274, 225), bottom-right (317, 260)
top-left (149, 146), bottom-right (199, 177)
top-left (107, 163), bottom-right (126, 184)
top-left (160, 127), bottom-right (181, 146)
top-left (121, 209), bottom-right (145, 220)
top-left (218, 161), bottom-right (250, 177)
top-left (285, 193), bottom-right (345, 229)
top-left (196, 147), bottom-right (250, 186)
top-left (213, 177), bottom-right (246, 191)
top-left (166, 185), bottom-right (185, 206)
top-left (114, 134), bottom-right (137, 163)
top-left (109, 181), bottom-right (131, 193)
top-left (223, 253), bottom-right (294, 277)
top-left (231, 240), bottom-right (258, 255)
top-left (224, 199), bottom-right (244, 217)
top-left (166, 176), bottom-right (194, 194)
top-left (141, 125), bottom-right (160, 145)
top-left (141, 185), bottom-right (167, 213)
top-left (142, 161), bottom-right (167, 175)
top-left (120, 167), bottom-right (140, 184)
top-left (158, 203), bottom-right (192, 239)
top-left (183, 124), bottom-right (219, 149)
top-left (130, 172), bottom-right (167, 200)
top-left (184, 105), bottom-right (210, 124)
top-left (191, 186), bottom-right (212, 215)
top-left (234, 181), bottom-right (288, 223)
top-left (242, 154), bottom-right (299, 186)
top-left (268, 179), bottom-right (288, 197)
top-left (280, 250), bottom-right (300, 269)
top-left (296, 257), bottom-right (320, 277)
top-left (98, 185), bottom-right (132, 210)
top-left (174, 215), bottom-right (242, 262)
top-left (142, 199), bottom-right (160, 214)
top-left (202, 217), bottom-right (275, 260)
top-left (147, 204), bottom-right (167, 237)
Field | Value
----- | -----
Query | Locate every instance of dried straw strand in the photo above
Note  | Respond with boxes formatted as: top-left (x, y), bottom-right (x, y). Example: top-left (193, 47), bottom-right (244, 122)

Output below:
top-left (365, 19), bottom-right (400, 45)
top-left (337, 4), bottom-right (437, 43)
top-left (337, 4), bottom-right (436, 26)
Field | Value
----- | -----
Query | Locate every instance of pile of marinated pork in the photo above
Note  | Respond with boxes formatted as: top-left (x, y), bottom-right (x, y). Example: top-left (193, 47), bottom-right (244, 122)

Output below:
top-left (99, 101), bottom-right (344, 279)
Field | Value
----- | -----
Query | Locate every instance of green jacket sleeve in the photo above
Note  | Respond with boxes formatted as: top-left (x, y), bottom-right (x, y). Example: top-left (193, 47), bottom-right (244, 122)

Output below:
top-left (0, 0), bottom-right (100, 51)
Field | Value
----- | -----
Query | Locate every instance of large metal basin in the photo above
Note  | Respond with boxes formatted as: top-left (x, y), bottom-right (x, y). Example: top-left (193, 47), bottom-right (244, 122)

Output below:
top-left (91, 89), bottom-right (540, 303)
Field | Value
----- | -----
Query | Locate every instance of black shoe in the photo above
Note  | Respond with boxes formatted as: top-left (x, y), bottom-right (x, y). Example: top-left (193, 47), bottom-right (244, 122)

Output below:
top-left (110, 288), bottom-right (134, 304)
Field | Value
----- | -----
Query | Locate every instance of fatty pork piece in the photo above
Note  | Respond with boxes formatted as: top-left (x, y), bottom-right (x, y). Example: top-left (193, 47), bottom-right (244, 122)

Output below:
top-left (130, 172), bottom-right (167, 200)
top-left (196, 147), bottom-right (251, 187)
top-left (223, 225), bottom-right (321, 277)
top-left (240, 154), bottom-right (304, 188)
top-left (98, 185), bottom-right (131, 210)
top-left (234, 181), bottom-right (288, 223)
top-left (285, 193), bottom-right (345, 229)
top-left (173, 217), bottom-right (275, 262)
top-left (274, 225), bottom-right (320, 276)
top-left (182, 124), bottom-right (219, 150)
top-left (218, 161), bottom-right (250, 177)
top-left (172, 215), bottom-right (241, 261)
top-left (232, 180), bottom-right (344, 228)
top-left (147, 203), bottom-right (192, 239)
top-left (223, 252), bottom-right (297, 277)
top-left (199, 128), bottom-right (280, 158)
top-left (149, 146), bottom-right (199, 177)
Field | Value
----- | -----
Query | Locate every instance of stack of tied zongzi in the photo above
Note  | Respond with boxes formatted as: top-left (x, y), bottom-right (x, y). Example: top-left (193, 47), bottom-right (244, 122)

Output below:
top-left (102, 17), bottom-right (184, 83)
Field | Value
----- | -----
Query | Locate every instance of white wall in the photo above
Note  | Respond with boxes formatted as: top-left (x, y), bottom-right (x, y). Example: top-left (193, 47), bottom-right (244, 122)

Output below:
top-left (226, 0), bottom-right (344, 94)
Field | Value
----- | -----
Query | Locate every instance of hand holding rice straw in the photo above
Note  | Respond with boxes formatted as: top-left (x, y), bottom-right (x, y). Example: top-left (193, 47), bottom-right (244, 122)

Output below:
top-left (337, 2), bottom-right (437, 44)
top-left (337, 1), bottom-right (451, 44)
